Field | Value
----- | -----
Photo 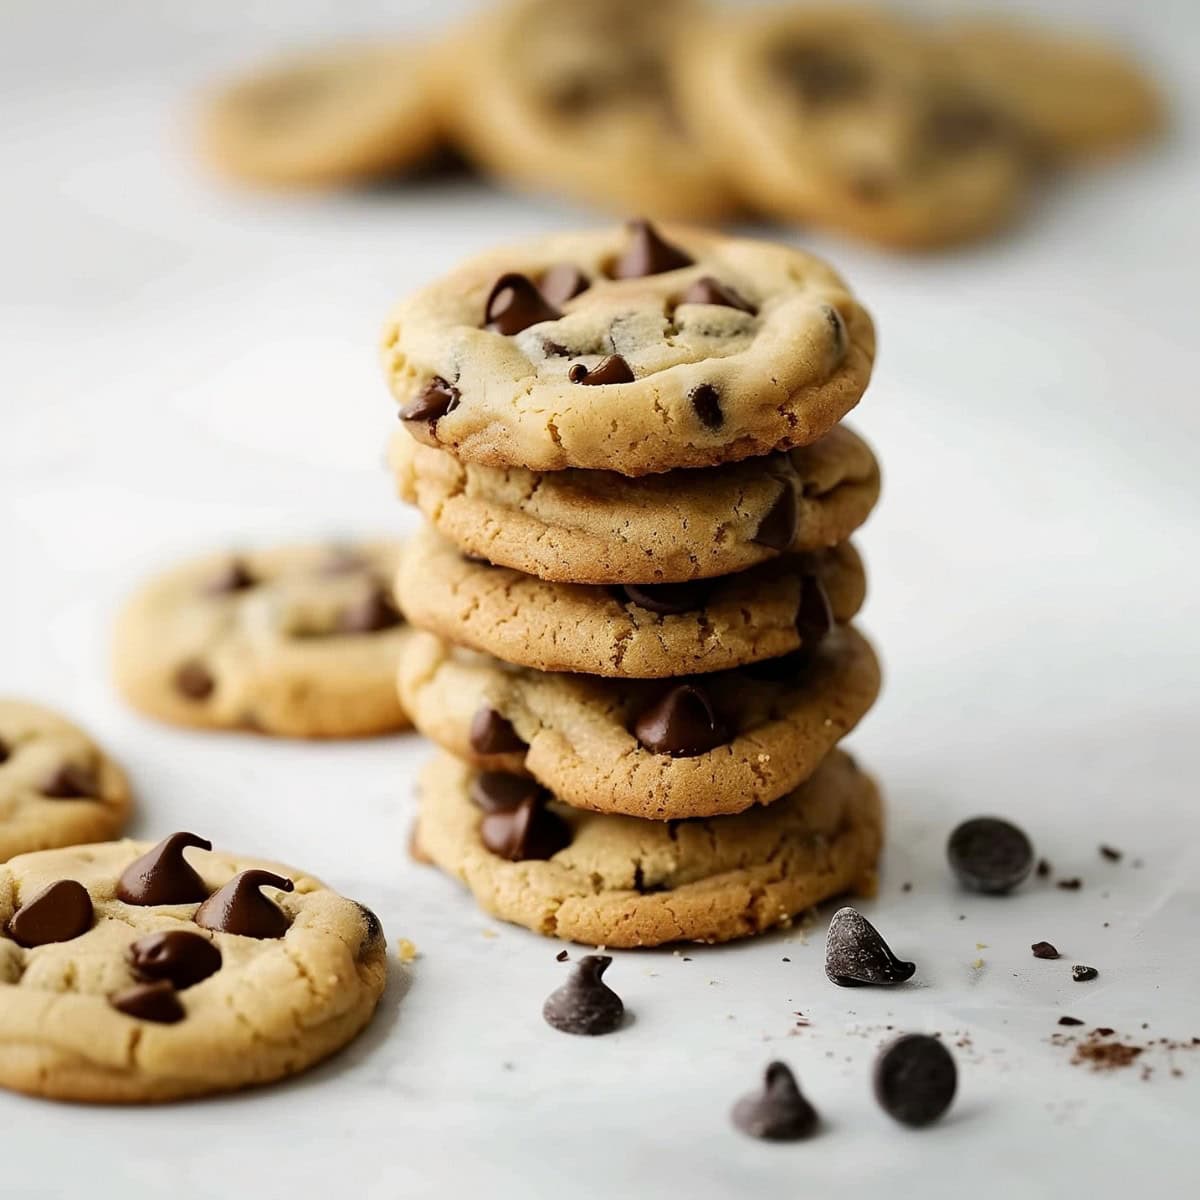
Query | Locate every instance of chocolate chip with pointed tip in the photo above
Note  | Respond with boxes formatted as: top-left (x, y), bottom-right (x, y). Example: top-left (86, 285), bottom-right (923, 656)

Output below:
top-left (117, 833), bottom-right (212, 906)
top-left (481, 796), bottom-right (570, 862)
top-left (484, 273), bottom-right (561, 335)
top-left (618, 579), bottom-right (711, 616)
top-left (753, 486), bottom-right (798, 551)
top-left (6, 879), bottom-right (94, 948)
top-left (825, 907), bottom-right (915, 987)
top-left (732, 1061), bottom-right (819, 1141)
top-left (611, 219), bottom-right (692, 279)
top-left (874, 1034), bottom-right (957, 1127)
top-left (543, 954), bottom-right (624, 1035)
top-left (469, 771), bottom-right (544, 813)
top-left (337, 584), bottom-right (402, 634)
top-left (568, 354), bottom-right (634, 386)
top-left (1032, 941), bottom-right (1060, 960)
top-left (109, 980), bottom-right (185, 1024)
top-left (947, 817), bottom-right (1034, 895)
top-left (40, 763), bottom-right (98, 799)
top-left (1058, 1016), bottom-right (1085, 1026)
top-left (633, 683), bottom-right (727, 757)
top-left (174, 660), bottom-right (214, 701)
top-left (128, 930), bottom-right (222, 990)
top-left (795, 574), bottom-right (833, 647)
top-left (195, 869), bottom-right (294, 939)
top-left (679, 276), bottom-right (756, 314)
top-left (400, 376), bottom-right (460, 426)
top-left (689, 384), bottom-right (723, 430)
top-left (469, 707), bottom-right (527, 755)
top-left (539, 263), bottom-right (589, 306)
top-left (1072, 964), bottom-right (1099, 982)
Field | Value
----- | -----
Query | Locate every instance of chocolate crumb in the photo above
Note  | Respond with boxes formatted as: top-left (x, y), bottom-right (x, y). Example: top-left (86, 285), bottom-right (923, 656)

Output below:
top-left (1057, 878), bottom-right (1083, 891)
top-left (1099, 845), bottom-right (1123, 862)
top-left (781, 957), bottom-right (791, 963)
top-left (901, 882), bottom-right (912, 893)
top-left (1095, 1027), bottom-right (1114, 1037)
top-left (1036, 859), bottom-right (1052, 878)
top-left (1072, 964), bottom-right (1099, 982)
top-left (1058, 1016), bottom-right (1085, 1026)
top-left (555, 950), bottom-right (569, 962)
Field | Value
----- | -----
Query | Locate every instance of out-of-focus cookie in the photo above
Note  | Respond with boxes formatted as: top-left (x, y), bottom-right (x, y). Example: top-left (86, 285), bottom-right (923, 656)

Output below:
top-left (113, 542), bottom-right (412, 739)
top-left (0, 701), bottom-right (131, 863)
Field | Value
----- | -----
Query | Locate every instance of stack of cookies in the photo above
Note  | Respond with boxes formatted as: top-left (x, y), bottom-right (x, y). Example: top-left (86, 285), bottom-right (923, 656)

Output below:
top-left (385, 220), bottom-right (884, 948)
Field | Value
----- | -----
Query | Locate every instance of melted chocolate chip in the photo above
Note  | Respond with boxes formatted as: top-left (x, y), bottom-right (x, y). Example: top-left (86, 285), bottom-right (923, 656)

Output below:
top-left (1072, 964), bottom-right (1099, 983)
top-left (732, 1062), bottom-right (819, 1141)
top-left (873, 1034), bottom-right (957, 1127)
top-left (825, 907), bottom-right (915, 987)
top-left (689, 384), bottom-right (723, 430)
top-left (400, 377), bottom-right (460, 425)
top-left (195, 869), bottom-right (294, 939)
top-left (336, 584), bottom-right (402, 634)
top-left (7, 879), bottom-right (94, 948)
top-left (633, 683), bottom-right (727, 757)
top-left (174, 660), bottom-right (214, 701)
top-left (795, 575), bottom-right (834, 648)
top-left (773, 42), bottom-right (870, 105)
top-left (469, 771), bottom-right (544, 814)
top-left (117, 833), bottom-right (212, 906)
top-left (611, 220), bottom-right (692, 279)
top-left (484, 273), bottom-right (561, 335)
top-left (468, 707), bottom-right (527, 755)
top-left (678, 276), bottom-right (756, 314)
top-left (0, 736), bottom-right (8, 763)
top-left (568, 354), bottom-right (635, 386)
top-left (618, 579), bottom-right (712, 616)
top-left (741, 650), bottom-right (812, 683)
top-left (539, 263), bottom-right (589, 306)
top-left (109, 980), bottom-right (185, 1024)
top-left (40, 763), bottom-right (98, 799)
top-left (753, 486), bottom-right (799, 551)
top-left (947, 817), bottom-right (1034, 895)
top-left (1032, 941), bottom-right (1060, 960)
top-left (542, 955), bottom-right (624, 1035)
top-left (481, 796), bottom-right (570, 862)
top-left (129, 930), bottom-right (222, 990)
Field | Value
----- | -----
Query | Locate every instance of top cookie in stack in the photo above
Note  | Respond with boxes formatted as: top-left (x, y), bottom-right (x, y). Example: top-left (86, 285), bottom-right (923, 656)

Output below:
top-left (384, 220), bottom-right (884, 947)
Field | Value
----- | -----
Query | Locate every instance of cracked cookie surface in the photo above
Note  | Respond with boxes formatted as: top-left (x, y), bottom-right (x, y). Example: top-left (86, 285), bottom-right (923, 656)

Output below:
top-left (0, 701), bottom-right (131, 863)
top-left (415, 750), bottom-right (881, 947)
top-left (381, 221), bottom-right (874, 476)
top-left (113, 541), bottom-right (412, 738)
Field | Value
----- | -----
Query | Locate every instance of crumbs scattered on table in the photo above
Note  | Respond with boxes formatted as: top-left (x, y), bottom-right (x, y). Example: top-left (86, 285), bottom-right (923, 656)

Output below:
top-left (1099, 844), bottom-right (1123, 862)
top-left (1057, 877), bottom-right (1083, 891)
top-left (395, 937), bottom-right (419, 963)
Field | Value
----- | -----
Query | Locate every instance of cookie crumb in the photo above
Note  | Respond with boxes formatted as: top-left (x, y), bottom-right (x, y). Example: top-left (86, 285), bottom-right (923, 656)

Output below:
top-left (481, 928), bottom-right (499, 940)
top-left (395, 938), bottom-right (419, 963)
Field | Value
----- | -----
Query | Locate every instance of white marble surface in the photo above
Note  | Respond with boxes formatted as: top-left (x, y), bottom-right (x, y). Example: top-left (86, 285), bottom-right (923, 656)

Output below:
top-left (2, 2), bottom-right (1199, 1196)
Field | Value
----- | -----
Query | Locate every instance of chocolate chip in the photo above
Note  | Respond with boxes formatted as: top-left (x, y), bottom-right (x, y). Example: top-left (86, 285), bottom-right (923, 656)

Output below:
top-left (1032, 941), bottom-right (1060, 960)
top-left (678, 277), bottom-right (756, 314)
top-left (109, 980), bottom-right (185, 1024)
top-left (741, 650), bottom-right (812, 683)
top-left (469, 707), bottom-right (527, 755)
top-left (174, 660), bottom-right (214, 701)
top-left (555, 949), bottom-right (569, 962)
top-left (823, 305), bottom-right (847, 360)
top-left (772, 42), bottom-right (870, 105)
top-left (825, 907), bottom-right (915, 987)
top-left (542, 954), bottom-right (624, 1035)
top-left (400, 376), bottom-right (460, 426)
top-left (731, 1061), bottom-right (819, 1141)
top-left (6, 879), bottom-right (94, 948)
top-left (0, 736), bottom-right (8, 764)
top-left (481, 796), bottom-right (570, 862)
top-left (689, 384), bottom-right (723, 430)
top-left (1099, 845), bottom-right (1123, 863)
top-left (568, 354), bottom-right (634, 386)
top-left (1036, 858), bottom-right (1052, 878)
top-left (484, 273), bottom-right (561, 335)
top-left (356, 902), bottom-right (384, 952)
top-left (947, 817), bottom-right (1034, 895)
top-left (1057, 877), bottom-right (1082, 891)
top-left (539, 263), bottom-right (589, 306)
top-left (128, 930), bottom-right (222, 990)
top-left (469, 771), bottom-right (544, 814)
top-left (203, 558), bottom-right (256, 595)
top-left (337, 584), bottom-right (402, 634)
top-left (618, 579), bottom-right (712, 615)
top-left (611, 219), bottom-right (692, 279)
top-left (753, 486), bottom-right (798, 551)
top-left (1058, 1016), bottom-right (1085, 1026)
top-left (873, 1034), bottom-right (957, 1128)
top-left (1072, 964), bottom-right (1099, 983)
top-left (195, 869), bottom-right (294, 939)
top-left (795, 575), bottom-right (833, 648)
top-left (117, 832), bottom-right (212, 906)
top-left (633, 683), bottom-right (727, 757)
top-left (40, 763), bottom-right (98, 799)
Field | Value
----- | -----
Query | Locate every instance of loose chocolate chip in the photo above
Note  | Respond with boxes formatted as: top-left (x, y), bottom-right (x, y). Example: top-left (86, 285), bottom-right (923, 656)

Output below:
top-left (195, 869), bottom-right (294, 939)
top-left (400, 376), bottom-right (460, 425)
top-left (542, 954), bottom-right (624, 1036)
top-left (117, 833), bottom-right (212, 906)
top-left (1032, 941), bottom-right (1060, 960)
top-left (337, 584), bottom-right (402, 634)
top-left (1057, 878), bottom-right (1082, 891)
top-left (753, 486), bottom-right (799, 551)
top-left (40, 763), bottom-right (98, 799)
top-left (568, 354), bottom-right (635, 386)
top-left (679, 277), bottom-right (756, 314)
top-left (633, 683), bottom-right (727, 757)
top-left (873, 1034), bottom-right (957, 1128)
top-left (538, 263), bottom-right (589, 306)
top-left (825, 907), bottom-right (915, 987)
top-left (128, 930), bottom-right (222, 990)
top-left (611, 219), bottom-right (693, 279)
top-left (174, 660), bottom-right (214, 701)
top-left (6, 879), bottom-right (94, 948)
top-left (947, 817), bottom-right (1034, 895)
top-left (484, 273), bottom-right (561, 335)
top-left (1099, 845), bottom-right (1123, 863)
top-left (1072, 965), bottom-right (1099, 983)
top-left (555, 949), bottom-right (569, 962)
top-left (469, 771), bottom-right (544, 814)
top-left (618, 579), bottom-right (712, 616)
top-left (772, 42), bottom-right (870, 105)
top-left (689, 384), bottom-right (723, 430)
top-left (795, 575), bottom-right (833, 648)
top-left (204, 558), bottom-right (255, 595)
top-left (469, 706), bottom-right (528, 755)
top-left (732, 1061), bottom-right (819, 1141)
top-left (481, 796), bottom-right (570, 862)
top-left (1058, 1016), bottom-right (1085, 1026)
top-left (109, 980), bottom-right (185, 1024)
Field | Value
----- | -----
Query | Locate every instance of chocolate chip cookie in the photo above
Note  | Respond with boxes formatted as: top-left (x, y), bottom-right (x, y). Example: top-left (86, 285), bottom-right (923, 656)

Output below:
top-left (0, 702), bottom-right (131, 863)
top-left (113, 542), bottom-right (412, 739)
top-left (381, 220), bottom-right (874, 475)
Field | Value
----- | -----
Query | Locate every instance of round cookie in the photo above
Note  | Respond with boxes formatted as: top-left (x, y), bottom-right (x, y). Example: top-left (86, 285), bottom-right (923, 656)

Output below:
top-left (674, 7), bottom-right (1032, 249)
top-left (381, 220), bottom-right (875, 476)
top-left (396, 525), bottom-right (867, 678)
top-left (200, 42), bottom-right (441, 188)
top-left (397, 625), bottom-right (881, 820)
top-left (434, 0), bottom-right (732, 220)
top-left (113, 542), bottom-right (412, 739)
top-left (388, 423), bottom-right (879, 584)
top-left (0, 701), bottom-right (131, 863)
top-left (415, 750), bottom-right (882, 947)
top-left (0, 834), bottom-right (387, 1102)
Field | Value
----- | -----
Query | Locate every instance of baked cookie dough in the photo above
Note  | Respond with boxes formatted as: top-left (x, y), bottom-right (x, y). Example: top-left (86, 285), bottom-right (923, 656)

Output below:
top-left (381, 220), bottom-right (875, 476)
top-left (388, 423), bottom-right (879, 584)
top-left (0, 834), bottom-right (387, 1102)
top-left (200, 42), bottom-right (441, 188)
top-left (397, 625), bottom-right (880, 820)
top-left (113, 542), bottom-right (412, 739)
top-left (0, 702), bottom-right (131, 863)
top-left (415, 750), bottom-right (882, 947)
top-left (396, 525), bottom-right (866, 678)
top-left (434, 0), bottom-right (732, 220)
top-left (674, 7), bottom-right (1032, 249)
